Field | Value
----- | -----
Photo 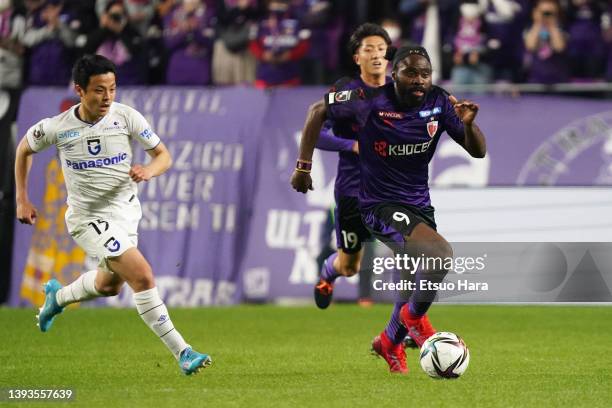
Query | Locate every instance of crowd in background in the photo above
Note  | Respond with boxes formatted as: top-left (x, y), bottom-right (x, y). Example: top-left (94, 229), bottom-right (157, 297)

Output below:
top-left (0, 0), bottom-right (611, 91)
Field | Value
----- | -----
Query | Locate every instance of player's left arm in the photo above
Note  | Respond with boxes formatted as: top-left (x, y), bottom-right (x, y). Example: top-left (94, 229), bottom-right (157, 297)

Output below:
top-left (129, 142), bottom-right (172, 183)
top-left (449, 95), bottom-right (487, 158)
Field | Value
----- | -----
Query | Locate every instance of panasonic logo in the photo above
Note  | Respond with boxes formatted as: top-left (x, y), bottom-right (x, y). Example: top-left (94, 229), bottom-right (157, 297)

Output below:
top-left (66, 152), bottom-right (128, 170)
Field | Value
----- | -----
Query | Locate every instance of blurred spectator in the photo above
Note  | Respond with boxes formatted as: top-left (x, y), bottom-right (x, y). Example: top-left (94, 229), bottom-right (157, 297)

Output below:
top-left (96, 0), bottom-right (159, 37)
top-left (482, 0), bottom-right (526, 82)
top-left (451, 0), bottom-right (493, 84)
top-left (61, 1), bottom-right (98, 46)
top-left (565, 0), bottom-right (607, 79)
top-left (163, 0), bottom-right (215, 85)
top-left (605, 5), bottom-right (612, 81)
top-left (67, 1), bottom-right (98, 27)
top-left (0, 0), bottom-right (26, 89)
top-left (212, 0), bottom-right (260, 85)
top-left (157, 0), bottom-right (176, 19)
top-left (84, 0), bottom-right (148, 85)
top-left (381, 17), bottom-right (403, 48)
top-left (97, 0), bottom-right (165, 83)
top-left (249, 0), bottom-right (310, 88)
top-left (294, 0), bottom-right (338, 85)
top-left (22, 0), bottom-right (77, 85)
top-left (524, 0), bottom-right (569, 84)
top-left (398, 0), bottom-right (459, 81)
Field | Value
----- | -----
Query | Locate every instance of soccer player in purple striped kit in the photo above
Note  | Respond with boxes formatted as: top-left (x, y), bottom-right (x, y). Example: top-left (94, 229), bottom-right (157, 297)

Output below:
top-left (291, 45), bottom-right (487, 374)
top-left (312, 23), bottom-right (391, 310)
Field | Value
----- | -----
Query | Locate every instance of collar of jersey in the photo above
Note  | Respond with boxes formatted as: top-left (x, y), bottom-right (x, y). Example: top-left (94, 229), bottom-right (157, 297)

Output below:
top-left (72, 103), bottom-right (113, 127)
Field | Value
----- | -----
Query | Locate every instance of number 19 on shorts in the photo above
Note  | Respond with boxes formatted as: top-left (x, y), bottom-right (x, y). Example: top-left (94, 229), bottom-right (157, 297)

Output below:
top-left (341, 230), bottom-right (358, 249)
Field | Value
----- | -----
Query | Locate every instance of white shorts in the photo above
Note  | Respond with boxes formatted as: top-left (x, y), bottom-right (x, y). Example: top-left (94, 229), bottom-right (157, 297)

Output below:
top-left (65, 198), bottom-right (142, 271)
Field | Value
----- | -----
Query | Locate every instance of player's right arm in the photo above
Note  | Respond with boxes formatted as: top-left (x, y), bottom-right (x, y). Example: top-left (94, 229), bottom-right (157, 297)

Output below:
top-left (291, 88), bottom-right (371, 193)
top-left (15, 119), bottom-right (56, 225)
top-left (291, 99), bottom-right (327, 193)
top-left (15, 137), bottom-right (37, 225)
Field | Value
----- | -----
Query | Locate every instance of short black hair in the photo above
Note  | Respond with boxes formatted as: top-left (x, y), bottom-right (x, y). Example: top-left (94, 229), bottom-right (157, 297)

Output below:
top-left (72, 54), bottom-right (117, 89)
top-left (347, 23), bottom-right (392, 56)
top-left (385, 45), bottom-right (431, 71)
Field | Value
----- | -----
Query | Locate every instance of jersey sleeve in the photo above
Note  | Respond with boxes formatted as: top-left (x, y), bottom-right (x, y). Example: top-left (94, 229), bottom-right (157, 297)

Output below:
top-left (441, 95), bottom-right (465, 143)
top-left (316, 122), bottom-right (355, 152)
top-left (25, 118), bottom-right (57, 152)
top-left (325, 88), bottom-right (372, 127)
top-left (126, 107), bottom-right (161, 150)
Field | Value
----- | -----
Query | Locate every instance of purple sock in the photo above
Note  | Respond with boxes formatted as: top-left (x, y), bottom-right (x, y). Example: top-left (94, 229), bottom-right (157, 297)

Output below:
top-left (384, 302), bottom-right (408, 345)
top-left (409, 269), bottom-right (446, 317)
top-left (408, 300), bottom-right (429, 317)
top-left (320, 252), bottom-right (340, 283)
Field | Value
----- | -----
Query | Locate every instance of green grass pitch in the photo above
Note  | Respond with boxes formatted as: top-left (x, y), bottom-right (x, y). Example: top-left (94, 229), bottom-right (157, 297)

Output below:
top-left (1, 305), bottom-right (611, 407)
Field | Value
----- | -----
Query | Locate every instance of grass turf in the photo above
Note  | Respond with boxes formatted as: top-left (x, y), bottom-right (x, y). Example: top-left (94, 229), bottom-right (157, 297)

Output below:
top-left (0, 305), bottom-right (611, 407)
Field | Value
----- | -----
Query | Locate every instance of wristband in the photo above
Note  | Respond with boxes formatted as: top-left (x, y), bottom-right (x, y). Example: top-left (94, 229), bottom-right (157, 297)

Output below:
top-left (296, 160), bottom-right (312, 172)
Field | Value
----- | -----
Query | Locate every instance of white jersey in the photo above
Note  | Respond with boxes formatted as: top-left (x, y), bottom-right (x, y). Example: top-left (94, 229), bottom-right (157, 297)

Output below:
top-left (26, 102), bottom-right (161, 214)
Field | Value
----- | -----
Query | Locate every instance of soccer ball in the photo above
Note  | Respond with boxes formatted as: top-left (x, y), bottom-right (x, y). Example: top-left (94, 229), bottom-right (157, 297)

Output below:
top-left (419, 332), bottom-right (470, 379)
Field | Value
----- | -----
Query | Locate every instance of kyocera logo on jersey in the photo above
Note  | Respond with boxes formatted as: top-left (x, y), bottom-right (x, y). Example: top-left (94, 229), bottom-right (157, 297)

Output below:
top-left (65, 152), bottom-right (128, 170)
top-left (374, 140), bottom-right (432, 157)
top-left (374, 140), bottom-right (388, 157)
top-left (377, 111), bottom-right (403, 120)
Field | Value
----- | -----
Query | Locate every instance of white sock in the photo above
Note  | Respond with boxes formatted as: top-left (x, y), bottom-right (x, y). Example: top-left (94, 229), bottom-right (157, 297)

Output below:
top-left (133, 287), bottom-right (188, 360)
top-left (55, 270), bottom-right (102, 307)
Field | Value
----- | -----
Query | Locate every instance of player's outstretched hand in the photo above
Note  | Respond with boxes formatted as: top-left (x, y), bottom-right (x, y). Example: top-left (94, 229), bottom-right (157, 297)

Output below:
top-left (290, 170), bottom-right (314, 194)
top-left (129, 164), bottom-right (153, 183)
top-left (449, 95), bottom-right (479, 125)
top-left (16, 200), bottom-right (38, 225)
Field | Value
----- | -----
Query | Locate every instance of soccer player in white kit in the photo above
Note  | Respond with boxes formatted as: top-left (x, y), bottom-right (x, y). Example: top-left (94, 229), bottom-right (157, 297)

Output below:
top-left (14, 54), bottom-right (212, 375)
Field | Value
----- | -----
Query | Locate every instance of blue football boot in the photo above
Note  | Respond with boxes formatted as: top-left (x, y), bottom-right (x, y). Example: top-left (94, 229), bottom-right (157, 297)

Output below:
top-left (179, 347), bottom-right (212, 375)
top-left (36, 279), bottom-right (64, 332)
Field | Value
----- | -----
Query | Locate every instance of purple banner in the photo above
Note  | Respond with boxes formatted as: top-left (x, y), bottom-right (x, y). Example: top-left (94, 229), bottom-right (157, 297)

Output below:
top-left (10, 87), bottom-right (612, 306)
top-left (240, 88), bottom-right (360, 301)
top-left (431, 95), bottom-right (612, 187)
